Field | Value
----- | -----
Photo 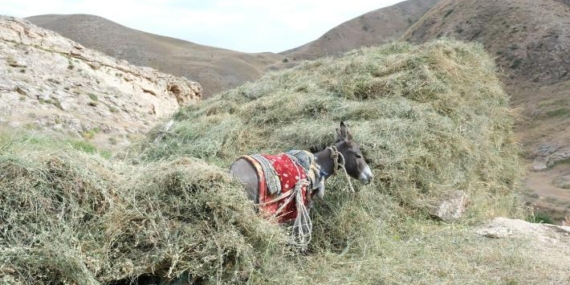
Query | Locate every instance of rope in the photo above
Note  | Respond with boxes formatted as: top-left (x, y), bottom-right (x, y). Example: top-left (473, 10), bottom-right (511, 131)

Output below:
top-left (326, 146), bottom-right (355, 193)
top-left (290, 179), bottom-right (312, 249)
top-left (287, 161), bottom-right (312, 249)
top-left (247, 147), bottom-right (355, 249)
top-left (257, 154), bottom-right (314, 249)
top-left (262, 179), bottom-right (312, 249)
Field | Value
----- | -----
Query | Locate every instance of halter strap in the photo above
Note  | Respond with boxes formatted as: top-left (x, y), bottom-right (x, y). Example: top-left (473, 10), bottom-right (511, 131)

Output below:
top-left (326, 146), bottom-right (355, 193)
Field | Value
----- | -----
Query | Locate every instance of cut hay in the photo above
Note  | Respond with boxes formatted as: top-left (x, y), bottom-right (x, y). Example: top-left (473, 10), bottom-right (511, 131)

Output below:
top-left (1, 39), bottom-right (529, 284)
top-left (0, 132), bottom-right (287, 284)
top-left (141, 39), bottom-right (522, 222)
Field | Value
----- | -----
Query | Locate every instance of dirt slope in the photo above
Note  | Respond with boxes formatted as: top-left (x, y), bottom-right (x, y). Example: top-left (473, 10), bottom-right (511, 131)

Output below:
top-left (281, 0), bottom-right (441, 61)
top-left (27, 14), bottom-right (285, 98)
top-left (402, 0), bottom-right (570, 221)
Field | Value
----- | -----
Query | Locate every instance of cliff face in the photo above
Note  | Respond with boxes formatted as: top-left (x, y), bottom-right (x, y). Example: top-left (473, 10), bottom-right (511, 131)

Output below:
top-left (0, 16), bottom-right (202, 148)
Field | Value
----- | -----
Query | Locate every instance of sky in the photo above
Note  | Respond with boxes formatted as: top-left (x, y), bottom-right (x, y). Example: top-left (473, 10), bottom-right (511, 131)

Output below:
top-left (1, 0), bottom-right (405, 53)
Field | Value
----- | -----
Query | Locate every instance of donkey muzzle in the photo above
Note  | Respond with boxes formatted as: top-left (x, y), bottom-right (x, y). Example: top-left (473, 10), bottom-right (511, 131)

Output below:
top-left (359, 165), bottom-right (374, 184)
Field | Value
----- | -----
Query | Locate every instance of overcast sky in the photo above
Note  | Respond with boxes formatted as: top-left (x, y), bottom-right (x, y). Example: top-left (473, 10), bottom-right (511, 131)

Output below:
top-left (2, 0), bottom-right (405, 53)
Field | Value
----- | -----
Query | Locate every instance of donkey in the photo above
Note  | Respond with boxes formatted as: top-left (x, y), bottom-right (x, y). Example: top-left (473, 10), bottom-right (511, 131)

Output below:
top-left (230, 122), bottom-right (372, 209)
top-left (229, 122), bottom-right (373, 247)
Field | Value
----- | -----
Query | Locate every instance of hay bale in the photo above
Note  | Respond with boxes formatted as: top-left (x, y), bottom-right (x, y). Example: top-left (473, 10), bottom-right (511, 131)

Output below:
top-left (0, 132), bottom-right (287, 284)
top-left (0, 132), bottom-right (118, 284)
top-left (138, 39), bottom-right (522, 263)
top-left (142, 39), bottom-right (521, 219)
top-left (103, 157), bottom-right (286, 283)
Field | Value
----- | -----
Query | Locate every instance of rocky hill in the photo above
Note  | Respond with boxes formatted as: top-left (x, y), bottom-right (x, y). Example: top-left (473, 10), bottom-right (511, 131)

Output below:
top-left (27, 14), bottom-right (285, 98)
top-left (282, 0), bottom-right (441, 61)
top-left (0, 16), bottom-right (201, 149)
top-left (401, 0), bottom-right (570, 221)
top-left (403, 0), bottom-right (570, 86)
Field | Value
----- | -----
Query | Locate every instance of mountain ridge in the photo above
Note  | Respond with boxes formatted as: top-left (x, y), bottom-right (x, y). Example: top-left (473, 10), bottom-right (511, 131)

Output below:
top-left (27, 13), bottom-right (284, 98)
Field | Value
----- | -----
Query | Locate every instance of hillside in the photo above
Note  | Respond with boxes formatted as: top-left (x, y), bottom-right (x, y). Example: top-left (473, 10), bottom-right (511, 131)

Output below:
top-left (402, 0), bottom-right (570, 222)
top-left (281, 0), bottom-right (441, 61)
top-left (27, 14), bottom-right (285, 98)
top-left (0, 16), bottom-right (201, 150)
top-left (403, 0), bottom-right (570, 87)
top-left (28, 0), bottom-right (440, 97)
top-left (20, 0), bottom-right (570, 223)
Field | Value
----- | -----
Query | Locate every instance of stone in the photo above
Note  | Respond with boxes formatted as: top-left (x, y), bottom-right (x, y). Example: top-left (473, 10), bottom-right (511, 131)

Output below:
top-left (476, 226), bottom-right (512, 239)
top-left (429, 190), bottom-right (468, 222)
top-left (553, 174), bottom-right (570, 189)
top-left (477, 217), bottom-right (570, 244)
top-left (532, 143), bottom-right (570, 171)
top-left (37, 92), bottom-right (51, 101)
top-left (532, 158), bottom-right (548, 171)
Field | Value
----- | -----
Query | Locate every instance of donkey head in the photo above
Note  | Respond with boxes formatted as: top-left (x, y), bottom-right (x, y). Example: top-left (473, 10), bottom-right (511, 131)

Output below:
top-left (334, 122), bottom-right (373, 184)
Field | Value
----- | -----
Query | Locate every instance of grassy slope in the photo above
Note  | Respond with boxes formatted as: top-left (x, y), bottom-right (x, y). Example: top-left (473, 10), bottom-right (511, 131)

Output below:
top-left (27, 14), bottom-right (284, 98)
top-left (142, 39), bottom-right (520, 211)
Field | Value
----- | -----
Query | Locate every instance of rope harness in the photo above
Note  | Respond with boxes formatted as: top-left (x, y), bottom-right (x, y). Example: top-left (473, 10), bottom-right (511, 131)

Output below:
top-left (240, 146), bottom-right (353, 249)
top-left (241, 151), bottom-right (318, 248)
top-left (326, 146), bottom-right (355, 193)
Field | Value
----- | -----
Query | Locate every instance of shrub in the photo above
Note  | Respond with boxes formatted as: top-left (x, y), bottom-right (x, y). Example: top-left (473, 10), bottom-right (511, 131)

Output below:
top-left (88, 93), bottom-right (99, 101)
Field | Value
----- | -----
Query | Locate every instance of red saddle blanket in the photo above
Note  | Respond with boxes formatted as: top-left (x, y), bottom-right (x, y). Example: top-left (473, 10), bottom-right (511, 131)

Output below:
top-left (242, 153), bottom-right (310, 223)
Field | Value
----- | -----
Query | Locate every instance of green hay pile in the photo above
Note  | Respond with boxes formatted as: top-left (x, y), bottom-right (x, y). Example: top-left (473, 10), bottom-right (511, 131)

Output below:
top-left (142, 39), bottom-right (521, 220)
top-left (1, 39), bottom-right (526, 284)
top-left (0, 132), bottom-right (287, 284)
top-left (135, 39), bottom-right (522, 282)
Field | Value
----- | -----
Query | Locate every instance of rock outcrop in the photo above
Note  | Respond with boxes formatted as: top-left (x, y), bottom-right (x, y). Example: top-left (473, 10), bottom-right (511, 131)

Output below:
top-left (0, 16), bottom-right (201, 148)
top-left (532, 143), bottom-right (570, 171)
top-left (477, 217), bottom-right (570, 243)
top-left (429, 190), bottom-right (468, 222)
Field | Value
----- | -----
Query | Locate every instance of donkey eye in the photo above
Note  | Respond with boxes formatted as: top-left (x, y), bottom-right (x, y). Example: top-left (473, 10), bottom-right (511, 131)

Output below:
top-left (355, 153), bottom-right (362, 158)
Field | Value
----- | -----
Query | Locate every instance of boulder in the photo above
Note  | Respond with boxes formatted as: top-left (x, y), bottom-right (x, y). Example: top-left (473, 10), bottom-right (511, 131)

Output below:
top-left (429, 190), bottom-right (468, 222)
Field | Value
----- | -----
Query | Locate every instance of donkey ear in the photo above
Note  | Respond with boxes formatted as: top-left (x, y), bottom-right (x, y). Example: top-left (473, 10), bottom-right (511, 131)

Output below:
top-left (337, 121), bottom-right (352, 141)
